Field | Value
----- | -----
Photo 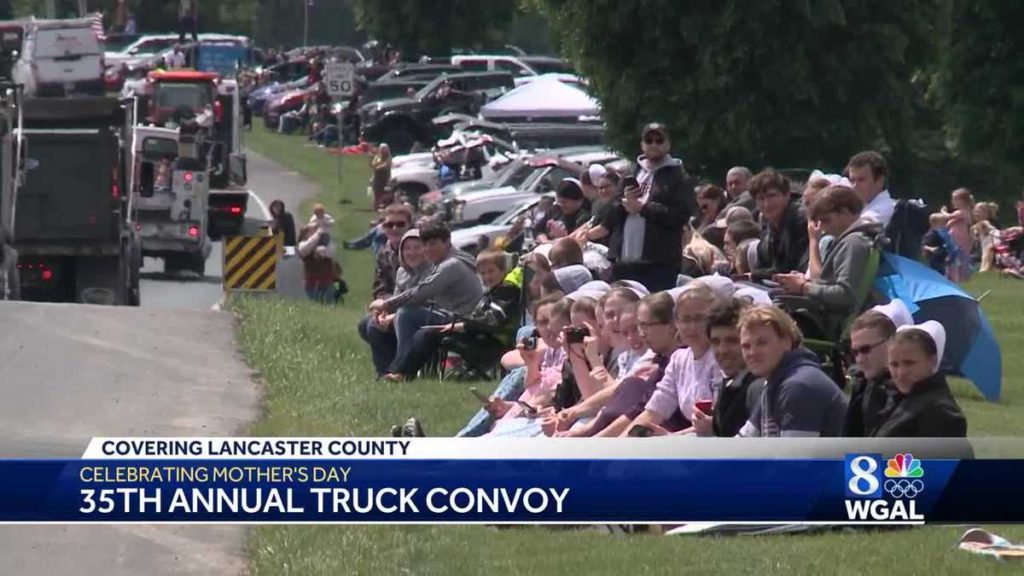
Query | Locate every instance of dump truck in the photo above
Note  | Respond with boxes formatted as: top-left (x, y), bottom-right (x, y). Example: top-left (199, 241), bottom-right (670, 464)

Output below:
top-left (6, 95), bottom-right (140, 305)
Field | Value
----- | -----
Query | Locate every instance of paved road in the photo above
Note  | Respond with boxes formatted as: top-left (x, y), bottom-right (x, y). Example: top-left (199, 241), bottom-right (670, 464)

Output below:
top-left (139, 150), bottom-right (319, 310)
top-left (0, 151), bottom-right (320, 574)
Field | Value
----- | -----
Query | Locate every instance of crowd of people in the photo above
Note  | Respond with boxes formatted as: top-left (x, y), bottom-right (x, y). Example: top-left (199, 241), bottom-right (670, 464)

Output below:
top-left (348, 121), bottom-right (1015, 440)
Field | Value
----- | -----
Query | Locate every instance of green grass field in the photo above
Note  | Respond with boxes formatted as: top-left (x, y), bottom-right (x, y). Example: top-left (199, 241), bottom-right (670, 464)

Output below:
top-left (240, 125), bottom-right (1024, 574)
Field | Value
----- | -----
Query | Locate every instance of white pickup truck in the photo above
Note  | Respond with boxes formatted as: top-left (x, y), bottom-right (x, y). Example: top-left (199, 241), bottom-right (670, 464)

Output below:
top-left (443, 149), bottom-right (620, 226)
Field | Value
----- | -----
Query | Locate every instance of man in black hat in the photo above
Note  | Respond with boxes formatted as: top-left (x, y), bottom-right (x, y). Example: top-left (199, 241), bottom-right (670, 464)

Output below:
top-left (600, 122), bottom-right (692, 291)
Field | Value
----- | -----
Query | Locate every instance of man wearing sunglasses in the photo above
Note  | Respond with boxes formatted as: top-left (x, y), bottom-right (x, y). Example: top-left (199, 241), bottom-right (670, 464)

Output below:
top-left (371, 204), bottom-right (414, 302)
top-left (601, 122), bottom-right (693, 292)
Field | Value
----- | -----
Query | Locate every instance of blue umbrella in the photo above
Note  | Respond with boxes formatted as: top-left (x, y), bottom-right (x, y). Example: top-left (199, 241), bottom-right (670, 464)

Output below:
top-left (873, 252), bottom-right (1002, 401)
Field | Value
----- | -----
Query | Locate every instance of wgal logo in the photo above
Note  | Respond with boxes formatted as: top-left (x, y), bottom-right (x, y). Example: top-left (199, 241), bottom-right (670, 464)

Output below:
top-left (843, 454), bottom-right (925, 522)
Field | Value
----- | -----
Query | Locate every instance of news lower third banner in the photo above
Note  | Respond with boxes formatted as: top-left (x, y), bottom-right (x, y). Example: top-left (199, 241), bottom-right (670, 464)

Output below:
top-left (0, 437), bottom-right (1019, 524)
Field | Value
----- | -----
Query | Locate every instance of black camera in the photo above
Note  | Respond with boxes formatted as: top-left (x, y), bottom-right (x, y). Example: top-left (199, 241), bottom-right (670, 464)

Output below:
top-left (564, 325), bottom-right (589, 345)
top-left (520, 329), bottom-right (539, 350)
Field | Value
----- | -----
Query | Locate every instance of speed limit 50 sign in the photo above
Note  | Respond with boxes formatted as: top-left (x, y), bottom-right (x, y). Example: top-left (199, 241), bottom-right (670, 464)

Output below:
top-left (325, 62), bottom-right (355, 98)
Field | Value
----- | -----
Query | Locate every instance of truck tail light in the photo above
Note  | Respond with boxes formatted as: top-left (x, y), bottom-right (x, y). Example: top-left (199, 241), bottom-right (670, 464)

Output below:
top-left (183, 171), bottom-right (194, 183)
top-left (229, 205), bottom-right (243, 215)
top-left (214, 100), bottom-right (224, 123)
top-left (188, 225), bottom-right (200, 237)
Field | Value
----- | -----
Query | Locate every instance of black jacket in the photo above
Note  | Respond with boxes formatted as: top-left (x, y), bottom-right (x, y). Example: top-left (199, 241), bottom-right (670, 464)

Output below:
top-left (713, 371), bottom-right (765, 437)
top-left (843, 370), bottom-right (898, 437)
top-left (603, 157), bottom-right (693, 266)
top-left (871, 372), bottom-right (967, 437)
top-left (272, 212), bottom-right (297, 247)
top-left (753, 196), bottom-right (809, 281)
top-left (460, 281), bottom-right (521, 344)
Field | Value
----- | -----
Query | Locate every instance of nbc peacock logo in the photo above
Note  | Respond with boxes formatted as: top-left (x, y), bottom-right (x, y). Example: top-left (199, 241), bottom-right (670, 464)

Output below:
top-left (883, 453), bottom-right (924, 498)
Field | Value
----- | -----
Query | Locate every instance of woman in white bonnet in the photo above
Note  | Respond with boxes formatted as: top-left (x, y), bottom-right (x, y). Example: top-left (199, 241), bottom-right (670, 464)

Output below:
top-left (871, 320), bottom-right (967, 437)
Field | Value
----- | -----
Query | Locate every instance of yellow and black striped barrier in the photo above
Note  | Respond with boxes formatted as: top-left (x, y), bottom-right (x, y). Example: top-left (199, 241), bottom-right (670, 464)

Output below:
top-left (223, 233), bottom-right (283, 292)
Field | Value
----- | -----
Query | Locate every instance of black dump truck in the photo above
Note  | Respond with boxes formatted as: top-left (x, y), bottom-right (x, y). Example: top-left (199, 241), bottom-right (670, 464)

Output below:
top-left (5, 96), bottom-right (141, 305)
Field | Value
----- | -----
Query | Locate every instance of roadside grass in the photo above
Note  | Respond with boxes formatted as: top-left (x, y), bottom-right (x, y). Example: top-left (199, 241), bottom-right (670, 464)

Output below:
top-left (239, 124), bottom-right (1024, 575)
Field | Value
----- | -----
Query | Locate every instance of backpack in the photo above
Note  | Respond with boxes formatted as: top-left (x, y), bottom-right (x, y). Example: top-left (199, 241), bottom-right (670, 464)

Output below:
top-left (884, 198), bottom-right (930, 260)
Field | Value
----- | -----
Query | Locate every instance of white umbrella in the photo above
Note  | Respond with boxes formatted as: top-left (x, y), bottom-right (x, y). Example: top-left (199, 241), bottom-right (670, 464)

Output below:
top-left (481, 76), bottom-right (600, 120)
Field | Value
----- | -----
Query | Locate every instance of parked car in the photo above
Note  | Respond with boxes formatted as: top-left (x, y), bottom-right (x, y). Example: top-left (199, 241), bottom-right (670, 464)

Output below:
top-left (247, 76), bottom-right (311, 116)
top-left (375, 63), bottom-right (461, 83)
top-left (13, 18), bottom-right (104, 96)
top-left (359, 71), bottom-right (515, 153)
top-left (390, 133), bottom-right (519, 201)
top-left (443, 149), bottom-right (620, 226)
top-left (450, 195), bottom-right (549, 254)
top-left (452, 55), bottom-right (575, 84)
top-left (105, 33), bottom-right (246, 70)
top-left (264, 87), bottom-right (314, 129)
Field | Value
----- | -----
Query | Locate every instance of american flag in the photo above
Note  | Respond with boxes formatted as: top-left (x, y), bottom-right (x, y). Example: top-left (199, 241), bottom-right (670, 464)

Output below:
top-left (87, 12), bottom-right (105, 41)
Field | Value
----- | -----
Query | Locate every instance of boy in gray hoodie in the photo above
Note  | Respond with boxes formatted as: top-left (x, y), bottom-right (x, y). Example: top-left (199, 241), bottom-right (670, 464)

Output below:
top-left (370, 224), bottom-right (484, 379)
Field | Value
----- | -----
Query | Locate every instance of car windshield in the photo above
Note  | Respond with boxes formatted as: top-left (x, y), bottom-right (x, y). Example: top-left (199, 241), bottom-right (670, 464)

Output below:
top-left (415, 78), bottom-right (443, 100)
top-left (494, 199), bottom-right (537, 225)
top-left (494, 160), bottom-right (536, 188)
top-left (155, 83), bottom-right (212, 110)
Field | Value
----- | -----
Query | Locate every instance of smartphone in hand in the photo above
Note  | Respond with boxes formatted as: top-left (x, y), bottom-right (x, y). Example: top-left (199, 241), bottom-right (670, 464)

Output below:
top-left (695, 400), bottom-right (714, 416)
top-left (469, 387), bottom-right (490, 404)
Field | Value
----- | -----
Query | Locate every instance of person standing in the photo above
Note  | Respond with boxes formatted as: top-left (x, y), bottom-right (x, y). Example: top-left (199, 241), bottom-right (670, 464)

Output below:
top-left (370, 144), bottom-right (393, 210)
top-left (602, 123), bottom-right (692, 292)
top-left (268, 200), bottom-right (297, 247)
top-left (178, 0), bottom-right (198, 44)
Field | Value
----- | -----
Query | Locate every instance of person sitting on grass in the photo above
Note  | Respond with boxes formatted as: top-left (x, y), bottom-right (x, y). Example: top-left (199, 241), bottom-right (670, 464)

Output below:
top-left (735, 306), bottom-right (848, 437)
top-left (874, 321), bottom-right (967, 437)
top-left (620, 283), bottom-right (720, 436)
top-left (690, 297), bottom-right (766, 437)
top-left (558, 291), bottom-right (683, 437)
top-left (842, 300), bottom-right (912, 437)
top-left (391, 249), bottom-right (521, 379)
top-left (545, 287), bottom-right (647, 434)
top-left (358, 229), bottom-right (431, 377)
top-left (370, 224), bottom-right (483, 381)
top-left (481, 295), bottom-right (568, 437)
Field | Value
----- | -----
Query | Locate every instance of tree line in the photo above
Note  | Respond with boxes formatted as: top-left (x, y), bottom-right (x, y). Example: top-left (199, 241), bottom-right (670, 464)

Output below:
top-left (5, 0), bottom-right (1019, 206)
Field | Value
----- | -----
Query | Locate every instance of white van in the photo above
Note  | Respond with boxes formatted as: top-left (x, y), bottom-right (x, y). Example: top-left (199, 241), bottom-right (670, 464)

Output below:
top-left (13, 19), bottom-right (104, 97)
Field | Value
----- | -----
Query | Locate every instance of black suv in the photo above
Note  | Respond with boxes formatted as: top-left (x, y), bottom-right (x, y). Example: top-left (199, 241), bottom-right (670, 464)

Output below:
top-left (359, 71), bottom-right (515, 153)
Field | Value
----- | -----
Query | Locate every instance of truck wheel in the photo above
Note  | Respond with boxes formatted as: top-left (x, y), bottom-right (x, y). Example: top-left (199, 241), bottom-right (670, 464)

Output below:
top-left (380, 127), bottom-right (416, 154)
top-left (76, 256), bottom-right (122, 305)
top-left (190, 251), bottom-right (206, 277)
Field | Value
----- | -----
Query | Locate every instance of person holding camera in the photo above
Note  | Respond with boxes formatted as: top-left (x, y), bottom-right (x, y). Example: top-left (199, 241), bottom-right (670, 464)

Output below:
top-left (622, 283), bottom-right (720, 436)
top-left (601, 123), bottom-right (693, 292)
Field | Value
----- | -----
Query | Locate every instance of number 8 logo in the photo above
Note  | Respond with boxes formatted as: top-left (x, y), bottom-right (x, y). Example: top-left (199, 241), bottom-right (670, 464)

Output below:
top-left (847, 455), bottom-right (880, 496)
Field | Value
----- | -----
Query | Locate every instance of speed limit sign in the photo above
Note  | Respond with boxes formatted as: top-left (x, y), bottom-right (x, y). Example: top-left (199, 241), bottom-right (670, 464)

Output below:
top-left (325, 62), bottom-right (355, 98)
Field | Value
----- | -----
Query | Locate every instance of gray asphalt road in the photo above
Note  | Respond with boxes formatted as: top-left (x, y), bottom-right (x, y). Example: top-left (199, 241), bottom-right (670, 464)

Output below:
top-left (139, 150), bottom-right (319, 310)
top-left (0, 151), bottom-right (321, 574)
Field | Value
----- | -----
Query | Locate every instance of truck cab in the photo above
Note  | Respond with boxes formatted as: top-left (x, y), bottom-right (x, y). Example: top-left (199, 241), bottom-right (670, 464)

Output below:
top-left (133, 123), bottom-right (211, 275)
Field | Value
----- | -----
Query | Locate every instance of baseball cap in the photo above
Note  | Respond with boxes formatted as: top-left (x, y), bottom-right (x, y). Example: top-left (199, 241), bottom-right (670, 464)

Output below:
top-left (641, 122), bottom-right (669, 140)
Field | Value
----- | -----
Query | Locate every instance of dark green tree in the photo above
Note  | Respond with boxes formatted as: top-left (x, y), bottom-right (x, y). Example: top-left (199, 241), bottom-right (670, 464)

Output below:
top-left (939, 0), bottom-right (1024, 185)
top-left (352, 0), bottom-right (518, 56)
top-left (535, 0), bottom-right (939, 177)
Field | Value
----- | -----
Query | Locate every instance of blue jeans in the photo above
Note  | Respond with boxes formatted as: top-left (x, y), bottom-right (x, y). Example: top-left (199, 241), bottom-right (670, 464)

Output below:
top-left (456, 367), bottom-right (526, 437)
top-left (305, 284), bottom-right (333, 304)
top-left (391, 307), bottom-right (452, 374)
top-left (358, 315), bottom-right (396, 376)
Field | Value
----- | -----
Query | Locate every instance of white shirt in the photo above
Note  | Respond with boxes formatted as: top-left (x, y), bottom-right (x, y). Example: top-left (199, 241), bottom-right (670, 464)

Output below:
top-left (862, 189), bottom-right (895, 227)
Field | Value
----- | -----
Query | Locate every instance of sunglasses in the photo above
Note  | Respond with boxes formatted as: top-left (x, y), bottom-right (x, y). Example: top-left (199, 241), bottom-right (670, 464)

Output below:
top-left (382, 221), bottom-right (409, 230)
top-left (851, 339), bottom-right (888, 357)
top-left (643, 136), bottom-right (665, 145)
